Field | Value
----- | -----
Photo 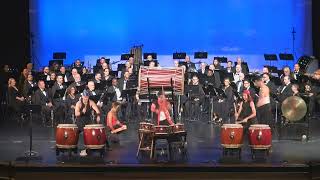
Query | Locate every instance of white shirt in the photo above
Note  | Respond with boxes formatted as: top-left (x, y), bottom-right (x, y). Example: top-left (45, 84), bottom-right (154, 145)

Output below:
top-left (123, 80), bottom-right (127, 90)
top-left (234, 73), bottom-right (240, 82)
top-left (159, 111), bottom-right (166, 121)
top-left (114, 86), bottom-right (122, 101)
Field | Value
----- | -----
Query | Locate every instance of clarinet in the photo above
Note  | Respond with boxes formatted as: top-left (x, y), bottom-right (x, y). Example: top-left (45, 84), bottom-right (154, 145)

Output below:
top-left (97, 92), bottom-right (105, 107)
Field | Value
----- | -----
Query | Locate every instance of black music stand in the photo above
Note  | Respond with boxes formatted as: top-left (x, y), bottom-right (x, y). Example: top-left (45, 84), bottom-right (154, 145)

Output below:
top-left (194, 52), bottom-right (208, 59)
top-left (279, 53), bottom-right (294, 66)
top-left (264, 54), bottom-right (278, 67)
top-left (173, 52), bottom-right (186, 59)
top-left (20, 104), bottom-right (42, 161)
top-left (121, 54), bottom-right (134, 60)
top-left (53, 52), bottom-right (66, 59)
top-left (214, 57), bottom-right (228, 63)
top-left (143, 53), bottom-right (157, 60)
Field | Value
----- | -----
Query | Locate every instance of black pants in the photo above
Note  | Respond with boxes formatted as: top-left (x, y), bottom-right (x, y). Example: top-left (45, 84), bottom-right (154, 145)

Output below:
top-left (159, 120), bottom-right (170, 126)
top-left (256, 103), bottom-right (272, 126)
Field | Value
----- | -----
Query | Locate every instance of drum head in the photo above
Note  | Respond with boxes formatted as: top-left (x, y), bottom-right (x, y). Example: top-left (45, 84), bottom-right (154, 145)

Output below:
top-left (84, 124), bottom-right (104, 129)
top-left (140, 122), bottom-right (154, 126)
top-left (57, 124), bottom-right (78, 128)
top-left (221, 124), bottom-right (243, 128)
top-left (155, 125), bottom-right (169, 128)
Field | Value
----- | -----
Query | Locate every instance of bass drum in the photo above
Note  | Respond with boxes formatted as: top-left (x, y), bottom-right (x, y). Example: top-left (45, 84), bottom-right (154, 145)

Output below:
top-left (297, 56), bottom-right (319, 74)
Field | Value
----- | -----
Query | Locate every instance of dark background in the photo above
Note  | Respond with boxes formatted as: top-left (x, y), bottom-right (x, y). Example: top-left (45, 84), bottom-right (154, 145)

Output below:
top-left (1, 0), bottom-right (319, 72)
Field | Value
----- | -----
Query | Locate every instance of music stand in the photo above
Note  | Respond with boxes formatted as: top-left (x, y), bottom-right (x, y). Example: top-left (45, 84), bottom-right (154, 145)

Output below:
top-left (214, 57), bottom-right (228, 63)
top-left (53, 52), bottom-right (66, 59)
top-left (194, 52), bottom-right (208, 59)
top-left (143, 53), bottom-right (157, 60)
top-left (121, 54), bottom-right (134, 60)
top-left (173, 52), bottom-right (186, 59)
top-left (279, 53), bottom-right (294, 66)
top-left (264, 54), bottom-right (278, 67)
top-left (23, 104), bottom-right (42, 160)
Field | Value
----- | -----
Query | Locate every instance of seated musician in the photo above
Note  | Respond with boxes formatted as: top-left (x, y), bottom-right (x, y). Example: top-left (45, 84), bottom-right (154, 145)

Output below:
top-left (59, 66), bottom-right (69, 82)
top-left (280, 66), bottom-right (293, 82)
top-left (146, 54), bottom-right (153, 61)
top-left (23, 74), bottom-right (37, 99)
top-left (94, 72), bottom-right (102, 84)
top-left (33, 80), bottom-right (53, 125)
top-left (149, 61), bottom-right (156, 68)
top-left (278, 75), bottom-right (293, 103)
top-left (235, 57), bottom-right (249, 75)
top-left (65, 86), bottom-right (80, 123)
top-left (235, 90), bottom-right (257, 131)
top-left (213, 78), bottom-right (235, 123)
top-left (291, 84), bottom-right (300, 97)
top-left (42, 66), bottom-right (51, 81)
top-left (151, 91), bottom-right (174, 126)
top-left (213, 59), bottom-right (222, 70)
top-left (103, 68), bottom-right (113, 81)
top-left (184, 55), bottom-right (196, 71)
top-left (293, 64), bottom-right (302, 82)
top-left (18, 68), bottom-right (30, 90)
top-left (67, 68), bottom-right (79, 82)
top-left (74, 90), bottom-right (101, 131)
top-left (7, 78), bottom-right (25, 117)
top-left (225, 61), bottom-right (235, 74)
top-left (233, 65), bottom-right (242, 82)
top-left (51, 75), bottom-right (67, 124)
top-left (106, 102), bottom-right (126, 133)
top-left (184, 75), bottom-right (205, 121)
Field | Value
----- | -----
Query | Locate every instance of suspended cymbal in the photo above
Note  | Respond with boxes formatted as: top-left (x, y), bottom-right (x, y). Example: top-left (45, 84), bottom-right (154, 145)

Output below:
top-left (281, 96), bottom-right (307, 122)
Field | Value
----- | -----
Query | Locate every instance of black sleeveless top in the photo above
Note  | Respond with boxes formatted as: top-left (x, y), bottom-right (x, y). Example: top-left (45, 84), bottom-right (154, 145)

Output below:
top-left (79, 101), bottom-right (93, 118)
top-left (239, 101), bottom-right (252, 120)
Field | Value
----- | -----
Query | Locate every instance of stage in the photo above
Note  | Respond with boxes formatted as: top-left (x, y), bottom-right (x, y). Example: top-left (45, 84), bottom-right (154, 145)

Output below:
top-left (0, 114), bottom-right (320, 179)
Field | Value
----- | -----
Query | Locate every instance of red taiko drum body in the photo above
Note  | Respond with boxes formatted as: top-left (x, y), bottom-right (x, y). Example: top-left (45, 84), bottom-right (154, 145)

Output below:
top-left (221, 124), bottom-right (244, 148)
top-left (56, 124), bottom-right (79, 149)
top-left (249, 124), bottom-right (272, 149)
top-left (170, 123), bottom-right (185, 133)
top-left (83, 124), bottom-right (106, 149)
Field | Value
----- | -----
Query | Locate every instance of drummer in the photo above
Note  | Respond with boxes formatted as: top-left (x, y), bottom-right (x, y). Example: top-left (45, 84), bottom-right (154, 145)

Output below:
top-left (74, 90), bottom-right (101, 131)
top-left (235, 90), bottom-right (257, 132)
top-left (254, 76), bottom-right (273, 126)
top-left (106, 102), bottom-right (125, 132)
top-left (151, 91), bottom-right (174, 126)
top-left (106, 102), bottom-right (126, 144)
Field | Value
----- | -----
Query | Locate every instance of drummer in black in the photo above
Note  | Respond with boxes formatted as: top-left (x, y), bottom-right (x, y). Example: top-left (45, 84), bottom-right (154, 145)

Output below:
top-left (74, 90), bottom-right (101, 131)
top-left (235, 90), bottom-right (257, 132)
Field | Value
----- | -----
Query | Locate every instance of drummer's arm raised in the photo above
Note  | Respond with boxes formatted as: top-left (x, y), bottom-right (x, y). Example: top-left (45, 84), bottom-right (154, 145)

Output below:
top-left (90, 100), bottom-right (101, 123)
top-left (235, 102), bottom-right (243, 121)
top-left (75, 102), bottom-right (81, 118)
top-left (151, 103), bottom-right (159, 114)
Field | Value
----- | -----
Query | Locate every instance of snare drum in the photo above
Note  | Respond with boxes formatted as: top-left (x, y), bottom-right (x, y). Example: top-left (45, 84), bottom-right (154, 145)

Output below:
top-left (83, 124), bottom-right (107, 149)
top-left (154, 125), bottom-right (172, 135)
top-left (220, 124), bottom-right (243, 148)
top-left (170, 123), bottom-right (185, 133)
top-left (249, 124), bottom-right (272, 149)
top-left (56, 124), bottom-right (79, 149)
top-left (139, 122), bottom-right (154, 132)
